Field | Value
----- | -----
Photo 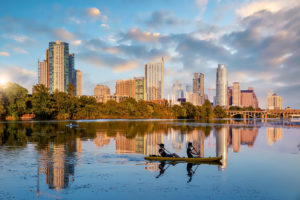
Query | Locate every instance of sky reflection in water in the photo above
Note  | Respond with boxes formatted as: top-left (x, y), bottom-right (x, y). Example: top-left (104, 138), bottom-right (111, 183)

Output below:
top-left (0, 119), bottom-right (299, 200)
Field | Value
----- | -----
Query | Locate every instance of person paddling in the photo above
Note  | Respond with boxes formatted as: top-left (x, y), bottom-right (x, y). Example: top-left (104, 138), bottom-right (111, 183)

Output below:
top-left (158, 144), bottom-right (180, 158)
top-left (187, 142), bottom-right (201, 158)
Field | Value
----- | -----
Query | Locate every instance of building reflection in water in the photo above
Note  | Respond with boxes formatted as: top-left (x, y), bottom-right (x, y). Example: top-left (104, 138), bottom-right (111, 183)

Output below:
top-left (94, 131), bottom-right (111, 148)
top-left (267, 127), bottom-right (283, 146)
top-left (38, 138), bottom-right (82, 191)
top-left (229, 127), bottom-right (259, 153)
top-left (215, 127), bottom-right (228, 170)
top-left (168, 129), bottom-right (184, 153)
top-left (186, 130), bottom-right (205, 157)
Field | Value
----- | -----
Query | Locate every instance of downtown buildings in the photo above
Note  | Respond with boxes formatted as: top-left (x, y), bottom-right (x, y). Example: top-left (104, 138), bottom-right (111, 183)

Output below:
top-left (216, 64), bottom-right (228, 107)
top-left (267, 90), bottom-right (282, 110)
top-left (38, 41), bottom-right (82, 96)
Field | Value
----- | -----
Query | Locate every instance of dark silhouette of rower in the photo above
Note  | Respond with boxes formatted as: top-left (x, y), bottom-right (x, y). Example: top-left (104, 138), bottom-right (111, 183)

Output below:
top-left (158, 144), bottom-right (180, 157)
top-left (186, 163), bottom-right (200, 183)
top-left (187, 142), bottom-right (201, 158)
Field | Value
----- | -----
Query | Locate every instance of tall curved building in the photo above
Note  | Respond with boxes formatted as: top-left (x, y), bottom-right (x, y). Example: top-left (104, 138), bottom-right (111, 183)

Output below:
top-left (216, 64), bottom-right (228, 107)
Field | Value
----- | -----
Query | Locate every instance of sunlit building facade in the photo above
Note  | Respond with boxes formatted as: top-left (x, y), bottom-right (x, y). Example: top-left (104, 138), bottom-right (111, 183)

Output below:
top-left (38, 60), bottom-right (48, 87)
top-left (115, 79), bottom-right (136, 98)
top-left (267, 90), bottom-right (282, 110)
top-left (48, 41), bottom-right (70, 93)
top-left (75, 70), bottom-right (82, 96)
top-left (241, 87), bottom-right (259, 108)
top-left (232, 82), bottom-right (241, 107)
top-left (193, 73), bottom-right (205, 105)
top-left (145, 58), bottom-right (164, 101)
top-left (216, 64), bottom-right (228, 107)
top-left (135, 77), bottom-right (145, 101)
top-left (94, 84), bottom-right (110, 96)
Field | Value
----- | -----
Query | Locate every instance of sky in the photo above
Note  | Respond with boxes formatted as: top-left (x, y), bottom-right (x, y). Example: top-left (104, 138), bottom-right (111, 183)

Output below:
top-left (0, 0), bottom-right (300, 108)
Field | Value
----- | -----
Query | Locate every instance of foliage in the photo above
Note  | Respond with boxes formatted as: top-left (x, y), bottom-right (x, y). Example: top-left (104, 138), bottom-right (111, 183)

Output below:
top-left (214, 105), bottom-right (227, 118)
top-left (0, 82), bottom-right (229, 121)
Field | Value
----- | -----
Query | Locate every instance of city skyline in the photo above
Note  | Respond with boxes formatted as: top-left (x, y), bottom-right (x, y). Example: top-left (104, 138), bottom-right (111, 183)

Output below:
top-left (0, 0), bottom-right (300, 108)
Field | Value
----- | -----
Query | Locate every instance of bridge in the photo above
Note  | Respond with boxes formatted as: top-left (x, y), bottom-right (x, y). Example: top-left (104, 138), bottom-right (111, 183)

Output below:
top-left (226, 109), bottom-right (300, 119)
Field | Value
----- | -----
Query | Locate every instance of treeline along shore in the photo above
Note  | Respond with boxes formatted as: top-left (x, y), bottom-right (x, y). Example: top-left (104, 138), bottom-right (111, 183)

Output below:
top-left (0, 83), bottom-right (228, 121)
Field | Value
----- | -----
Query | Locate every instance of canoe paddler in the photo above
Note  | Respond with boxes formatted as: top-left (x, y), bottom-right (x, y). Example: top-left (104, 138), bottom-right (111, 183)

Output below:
top-left (158, 144), bottom-right (180, 158)
top-left (187, 142), bottom-right (201, 158)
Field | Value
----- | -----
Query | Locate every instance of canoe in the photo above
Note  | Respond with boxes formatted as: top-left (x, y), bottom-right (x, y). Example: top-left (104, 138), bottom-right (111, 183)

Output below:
top-left (145, 156), bottom-right (222, 163)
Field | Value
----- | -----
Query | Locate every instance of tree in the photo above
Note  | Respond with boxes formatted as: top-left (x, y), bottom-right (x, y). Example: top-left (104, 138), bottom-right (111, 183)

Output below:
top-left (0, 93), bottom-right (6, 119)
top-left (201, 100), bottom-right (213, 119)
top-left (67, 82), bottom-right (75, 96)
top-left (3, 82), bottom-right (28, 119)
top-left (214, 105), bottom-right (227, 118)
top-left (31, 84), bottom-right (54, 119)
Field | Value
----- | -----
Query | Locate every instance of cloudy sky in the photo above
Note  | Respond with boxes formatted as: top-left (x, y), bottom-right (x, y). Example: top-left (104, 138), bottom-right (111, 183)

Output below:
top-left (0, 0), bottom-right (299, 108)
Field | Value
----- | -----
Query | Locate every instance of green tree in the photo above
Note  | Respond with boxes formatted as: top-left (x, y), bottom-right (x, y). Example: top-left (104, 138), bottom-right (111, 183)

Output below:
top-left (31, 84), bottom-right (54, 119)
top-left (3, 82), bottom-right (28, 119)
top-left (67, 82), bottom-right (75, 96)
top-left (0, 93), bottom-right (6, 119)
top-left (201, 100), bottom-right (213, 119)
top-left (214, 105), bottom-right (227, 118)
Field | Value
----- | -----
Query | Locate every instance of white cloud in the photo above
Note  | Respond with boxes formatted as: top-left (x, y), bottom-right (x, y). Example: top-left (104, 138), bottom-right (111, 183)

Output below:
top-left (236, 0), bottom-right (300, 18)
top-left (53, 28), bottom-right (75, 40)
top-left (123, 28), bottom-right (161, 42)
top-left (195, 0), bottom-right (208, 12)
top-left (13, 48), bottom-right (28, 54)
top-left (2, 34), bottom-right (31, 43)
top-left (69, 17), bottom-right (81, 24)
top-left (113, 60), bottom-right (138, 73)
top-left (101, 23), bottom-right (110, 30)
top-left (0, 52), bottom-right (10, 56)
top-left (72, 40), bottom-right (82, 46)
top-left (87, 7), bottom-right (101, 17)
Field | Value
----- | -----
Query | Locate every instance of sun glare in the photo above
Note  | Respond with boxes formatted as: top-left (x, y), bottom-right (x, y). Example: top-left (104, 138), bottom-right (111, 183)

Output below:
top-left (0, 76), bottom-right (8, 86)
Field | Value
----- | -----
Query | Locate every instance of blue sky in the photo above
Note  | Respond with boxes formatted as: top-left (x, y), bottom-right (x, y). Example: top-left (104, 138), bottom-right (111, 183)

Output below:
top-left (0, 0), bottom-right (300, 108)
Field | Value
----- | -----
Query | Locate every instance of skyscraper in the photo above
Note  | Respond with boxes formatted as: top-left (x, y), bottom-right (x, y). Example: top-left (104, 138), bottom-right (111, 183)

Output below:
top-left (115, 79), bottom-right (136, 98)
top-left (232, 82), bottom-right (241, 106)
top-left (75, 70), bottom-right (82, 96)
top-left (69, 53), bottom-right (75, 87)
top-left (215, 126), bottom-right (228, 170)
top-left (38, 60), bottom-right (48, 87)
top-left (267, 90), bottom-right (282, 110)
top-left (172, 80), bottom-right (184, 103)
top-left (241, 87), bottom-right (259, 108)
top-left (193, 73), bottom-right (205, 105)
top-left (94, 84), bottom-right (110, 96)
top-left (48, 41), bottom-right (69, 93)
top-left (145, 58), bottom-right (164, 101)
top-left (135, 77), bottom-right (145, 101)
top-left (216, 64), bottom-right (228, 107)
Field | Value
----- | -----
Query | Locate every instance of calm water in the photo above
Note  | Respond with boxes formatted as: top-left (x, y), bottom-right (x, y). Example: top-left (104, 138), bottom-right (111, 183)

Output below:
top-left (0, 119), bottom-right (299, 200)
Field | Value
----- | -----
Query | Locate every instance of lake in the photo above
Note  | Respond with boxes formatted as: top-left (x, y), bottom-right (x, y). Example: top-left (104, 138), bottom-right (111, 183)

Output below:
top-left (0, 119), bottom-right (299, 200)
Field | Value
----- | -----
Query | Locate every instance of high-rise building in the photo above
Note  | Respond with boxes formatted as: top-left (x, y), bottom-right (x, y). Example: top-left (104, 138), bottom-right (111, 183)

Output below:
top-left (69, 53), bottom-right (75, 87)
top-left (186, 92), bottom-right (201, 106)
top-left (38, 60), bottom-right (48, 87)
top-left (232, 82), bottom-right (241, 106)
top-left (145, 58), bottom-right (164, 101)
top-left (48, 41), bottom-right (69, 93)
top-left (75, 70), bottom-right (82, 96)
top-left (193, 73), bottom-right (205, 105)
top-left (241, 87), bottom-right (259, 108)
top-left (186, 85), bottom-right (192, 93)
top-left (267, 90), bottom-right (282, 110)
top-left (172, 80), bottom-right (184, 104)
top-left (227, 86), bottom-right (232, 108)
top-left (135, 77), bottom-right (145, 101)
top-left (115, 79), bottom-right (136, 98)
top-left (216, 64), bottom-right (228, 107)
top-left (94, 84), bottom-right (110, 96)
